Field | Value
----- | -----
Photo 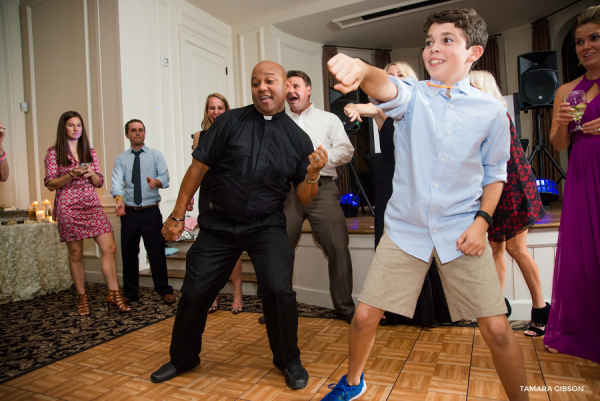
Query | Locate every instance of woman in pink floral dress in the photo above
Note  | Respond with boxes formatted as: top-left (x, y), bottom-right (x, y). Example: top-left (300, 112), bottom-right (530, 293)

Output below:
top-left (44, 111), bottom-right (130, 316)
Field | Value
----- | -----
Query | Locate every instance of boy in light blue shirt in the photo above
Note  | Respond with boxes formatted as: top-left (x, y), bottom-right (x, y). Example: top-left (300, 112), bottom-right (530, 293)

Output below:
top-left (322, 8), bottom-right (528, 401)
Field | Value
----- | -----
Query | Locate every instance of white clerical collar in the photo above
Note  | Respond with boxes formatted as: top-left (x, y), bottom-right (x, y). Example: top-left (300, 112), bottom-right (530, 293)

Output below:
top-left (263, 115), bottom-right (273, 120)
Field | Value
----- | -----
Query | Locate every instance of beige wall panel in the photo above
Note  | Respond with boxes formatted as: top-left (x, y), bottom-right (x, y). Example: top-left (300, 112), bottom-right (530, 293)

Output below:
top-left (0, 0), bottom-right (30, 208)
top-left (21, 0), bottom-right (89, 205)
top-left (87, 0), bottom-right (123, 206)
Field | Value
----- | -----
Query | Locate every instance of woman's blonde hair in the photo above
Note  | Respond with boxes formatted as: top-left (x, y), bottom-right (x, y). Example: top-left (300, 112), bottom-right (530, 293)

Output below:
top-left (384, 61), bottom-right (419, 80)
top-left (201, 93), bottom-right (230, 131)
top-left (469, 70), bottom-right (507, 108)
top-left (573, 5), bottom-right (600, 37)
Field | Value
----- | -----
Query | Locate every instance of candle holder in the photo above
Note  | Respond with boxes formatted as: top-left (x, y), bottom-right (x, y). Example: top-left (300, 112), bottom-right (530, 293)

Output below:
top-left (28, 205), bottom-right (37, 221)
top-left (42, 199), bottom-right (52, 219)
top-left (36, 208), bottom-right (45, 223)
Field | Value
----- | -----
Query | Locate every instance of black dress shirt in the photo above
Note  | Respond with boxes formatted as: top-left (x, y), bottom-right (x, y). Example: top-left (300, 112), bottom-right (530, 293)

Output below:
top-left (195, 130), bottom-right (214, 214)
top-left (193, 105), bottom-right (314, 224)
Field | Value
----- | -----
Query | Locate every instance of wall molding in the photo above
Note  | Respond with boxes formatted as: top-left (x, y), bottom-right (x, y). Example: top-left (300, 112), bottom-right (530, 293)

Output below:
top-left (0, 1), bottom-right (20, 205)
top-left (239, 28), bottom-right (264, 106)
top-left (178, 8), bottom-right (230, 51)
top-left (25, 4), bottom-right (41, 204)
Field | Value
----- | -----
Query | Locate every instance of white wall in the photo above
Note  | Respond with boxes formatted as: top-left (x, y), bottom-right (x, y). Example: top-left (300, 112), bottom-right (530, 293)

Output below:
top-left (235, 24), bottom-right (324, 110)
top-left (118, 0), bottom-right (234, 212)
top-left (390, 47), bottom-right (425, 80)
top-left (0, 0), bottom-right (29, 209)
top-left (272, 26), bottom-right (324, 111)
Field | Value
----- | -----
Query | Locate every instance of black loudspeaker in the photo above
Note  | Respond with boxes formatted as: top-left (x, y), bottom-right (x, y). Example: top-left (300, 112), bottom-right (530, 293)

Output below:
top-left (329, 88), bottom-right (369, 132)
top-left (517, 50), bottom-right (558, 110)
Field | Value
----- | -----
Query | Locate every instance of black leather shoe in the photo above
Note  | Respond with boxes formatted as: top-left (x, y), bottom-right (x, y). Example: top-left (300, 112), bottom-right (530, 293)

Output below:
top-left (258, 315), bottom-right (266, 324)
top-left (280, 364), bottom-right (308, 389)
top-left (151, 362), bottom-right (180, 383)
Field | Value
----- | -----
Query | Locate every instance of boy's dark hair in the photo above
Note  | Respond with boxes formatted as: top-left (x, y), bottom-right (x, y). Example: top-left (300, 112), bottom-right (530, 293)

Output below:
top-left (423, 8), bottom-right (488, 50)
top-left (125, 119), bottom-right (145, 134)
top-left (287, 70), bottom-right (312, 87)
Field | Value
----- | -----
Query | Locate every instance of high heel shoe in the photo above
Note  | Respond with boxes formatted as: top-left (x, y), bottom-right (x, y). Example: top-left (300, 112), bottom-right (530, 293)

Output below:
top-left (505, 298), bottom-right (512, 318)
top-left (525, 302), bottom-right (550, 337)
top-left (106, 289), bottom-right (131, 313)
top-left (208, 294), bottom-right (218, 313)
top-left (77, 293), bottom-right (90, 316)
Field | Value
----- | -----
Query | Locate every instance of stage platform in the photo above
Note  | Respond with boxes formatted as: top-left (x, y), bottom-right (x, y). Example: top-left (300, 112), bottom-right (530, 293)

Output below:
top-left (135, 202), bottom-right (562, 321)
top-left (336, 201), bottom-right (562, 235)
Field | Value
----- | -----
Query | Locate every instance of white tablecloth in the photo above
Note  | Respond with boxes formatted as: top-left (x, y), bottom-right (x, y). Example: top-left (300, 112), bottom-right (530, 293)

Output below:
top-left (0, 222), bottom-right (72, 303)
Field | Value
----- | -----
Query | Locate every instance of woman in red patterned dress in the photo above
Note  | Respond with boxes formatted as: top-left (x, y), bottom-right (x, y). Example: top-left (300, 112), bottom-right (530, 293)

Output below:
top-left (44, 111), bottom-right (130, 316)
top-left (470, 71), bottom-right (549, 337)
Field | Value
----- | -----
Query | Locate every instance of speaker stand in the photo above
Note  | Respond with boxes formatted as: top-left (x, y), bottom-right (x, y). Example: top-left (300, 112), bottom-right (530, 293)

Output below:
top-left (336, 157), bottom-right (374, 216)
top-left (528, 111), bottom-right (566, 183)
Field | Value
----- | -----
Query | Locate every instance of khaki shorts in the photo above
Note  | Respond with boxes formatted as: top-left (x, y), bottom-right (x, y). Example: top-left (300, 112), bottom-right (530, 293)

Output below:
top-left (359, 232), bottom-right (507, 321)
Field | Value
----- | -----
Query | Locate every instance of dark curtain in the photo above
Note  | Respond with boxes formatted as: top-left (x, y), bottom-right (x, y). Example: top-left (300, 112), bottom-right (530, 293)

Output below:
top-left (375, 50), bottom-right (391, 70)
top-left (531, 19), bottom-right (560, 182)
top-left (473, 36), bottom-right (501, 89)
top-left (322, 45), bottom-right (338, 112)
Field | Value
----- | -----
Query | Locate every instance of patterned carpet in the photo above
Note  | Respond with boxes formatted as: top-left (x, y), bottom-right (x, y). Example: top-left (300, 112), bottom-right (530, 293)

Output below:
top-left (0, 282), bottom-right (529, 384)
top-left (0, 282), bottom-right (337, 384)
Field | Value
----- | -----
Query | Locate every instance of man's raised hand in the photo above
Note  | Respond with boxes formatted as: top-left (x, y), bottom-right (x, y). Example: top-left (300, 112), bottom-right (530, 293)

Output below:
top-left (327, 54), bottom-right (365, 94)
top-left (307, 145), bottom-right (328, 176)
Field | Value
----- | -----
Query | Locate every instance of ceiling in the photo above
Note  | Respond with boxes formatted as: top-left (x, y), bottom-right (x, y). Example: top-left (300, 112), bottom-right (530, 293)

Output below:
top-left (188, 0), bottom-right (572, 49)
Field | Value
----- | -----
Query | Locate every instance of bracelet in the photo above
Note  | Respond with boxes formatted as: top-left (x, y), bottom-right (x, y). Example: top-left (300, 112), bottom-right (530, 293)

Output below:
top-left (68, 170), bottom-right (75, 178)
top-left (474, 210), bottom-right (493, 228)
top-left (305, 174), bottom-right (320, 184)
top-left (169, 216), bottom-right (185, 222)
top-left (0, 151), bottom-right (5, 163)
top-left (114, 195), bottom-right (124, 202)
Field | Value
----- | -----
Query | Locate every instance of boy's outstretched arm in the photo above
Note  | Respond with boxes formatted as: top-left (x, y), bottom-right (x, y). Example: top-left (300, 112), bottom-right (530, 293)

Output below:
top-left (328, 54), bottom-right (397, 102)
top-left (456, 181), bottom-right (504, 257)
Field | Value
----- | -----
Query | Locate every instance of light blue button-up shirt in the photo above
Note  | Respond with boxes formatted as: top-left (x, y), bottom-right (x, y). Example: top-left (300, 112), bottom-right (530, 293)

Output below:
top-left (371, 76), bottom-right (509, 264)
top-left (110, 145), bottom-right (170, 207)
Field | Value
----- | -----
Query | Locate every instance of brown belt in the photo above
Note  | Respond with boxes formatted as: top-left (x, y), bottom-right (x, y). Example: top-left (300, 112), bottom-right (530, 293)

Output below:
top-left (126, 203), bottom-right (159, 211)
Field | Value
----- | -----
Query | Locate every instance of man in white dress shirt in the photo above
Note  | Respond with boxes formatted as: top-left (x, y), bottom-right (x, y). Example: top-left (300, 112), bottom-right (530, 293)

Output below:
top-left (285, 70), bottom-right (356, 323)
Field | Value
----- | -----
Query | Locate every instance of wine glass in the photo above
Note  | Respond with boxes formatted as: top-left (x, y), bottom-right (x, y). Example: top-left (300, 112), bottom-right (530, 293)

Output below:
top-left (564, 90), bottom-right (587, 132)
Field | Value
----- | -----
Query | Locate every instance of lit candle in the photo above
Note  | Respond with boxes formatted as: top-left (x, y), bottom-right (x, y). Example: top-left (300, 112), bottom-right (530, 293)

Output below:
top-left (36, 209), bottom-right (45, 222)
top-left (42, 199), bottom-right (51, 206)
top-left (32, 201), bottom-right (40, 207)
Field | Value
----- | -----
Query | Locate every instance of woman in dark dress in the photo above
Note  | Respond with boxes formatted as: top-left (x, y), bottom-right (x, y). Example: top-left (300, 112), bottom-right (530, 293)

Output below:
top-left (192, 93), bottom-right (244, 314)
top-left (546, 6), bottom-right (600, 363)
top-left (470, 71), bottom-right (548, 337)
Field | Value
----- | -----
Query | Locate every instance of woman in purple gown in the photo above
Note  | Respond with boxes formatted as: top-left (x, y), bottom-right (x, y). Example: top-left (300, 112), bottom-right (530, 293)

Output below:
top-left (546, 5), bottom-right (600, 363)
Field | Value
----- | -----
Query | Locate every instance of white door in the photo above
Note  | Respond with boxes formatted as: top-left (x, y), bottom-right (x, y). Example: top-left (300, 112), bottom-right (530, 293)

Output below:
top-left (180, 30), bottom-right (229, 166)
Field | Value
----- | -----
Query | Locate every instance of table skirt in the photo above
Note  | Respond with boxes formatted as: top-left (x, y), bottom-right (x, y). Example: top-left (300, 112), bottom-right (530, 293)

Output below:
top-left (0, 222), bottom-right (72, 303)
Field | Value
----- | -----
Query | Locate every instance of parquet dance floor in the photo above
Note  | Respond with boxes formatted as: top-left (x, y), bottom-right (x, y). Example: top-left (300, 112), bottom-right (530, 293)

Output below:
top-left (1, 311), bottom-right (598, 400)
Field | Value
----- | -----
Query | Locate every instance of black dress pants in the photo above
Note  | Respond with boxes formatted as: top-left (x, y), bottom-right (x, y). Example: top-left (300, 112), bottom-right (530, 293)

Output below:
top-left (121, 206), bottom-right (173, 300)
top-left (170, 210), bottom-right (300, 371)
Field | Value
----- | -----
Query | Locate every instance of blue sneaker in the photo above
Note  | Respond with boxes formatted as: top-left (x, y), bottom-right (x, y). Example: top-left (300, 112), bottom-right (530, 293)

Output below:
top-left (322, 373), bottom-right (366, 400)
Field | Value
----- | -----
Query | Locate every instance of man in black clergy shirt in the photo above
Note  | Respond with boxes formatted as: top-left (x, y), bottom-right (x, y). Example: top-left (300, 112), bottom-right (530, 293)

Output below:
top-left (151, 61), bottom-right (328, 390)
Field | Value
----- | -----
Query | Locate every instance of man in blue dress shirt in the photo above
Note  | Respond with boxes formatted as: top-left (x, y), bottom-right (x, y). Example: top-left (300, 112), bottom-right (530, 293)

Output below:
top-left (111, 119), bottom-right (175, 304)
